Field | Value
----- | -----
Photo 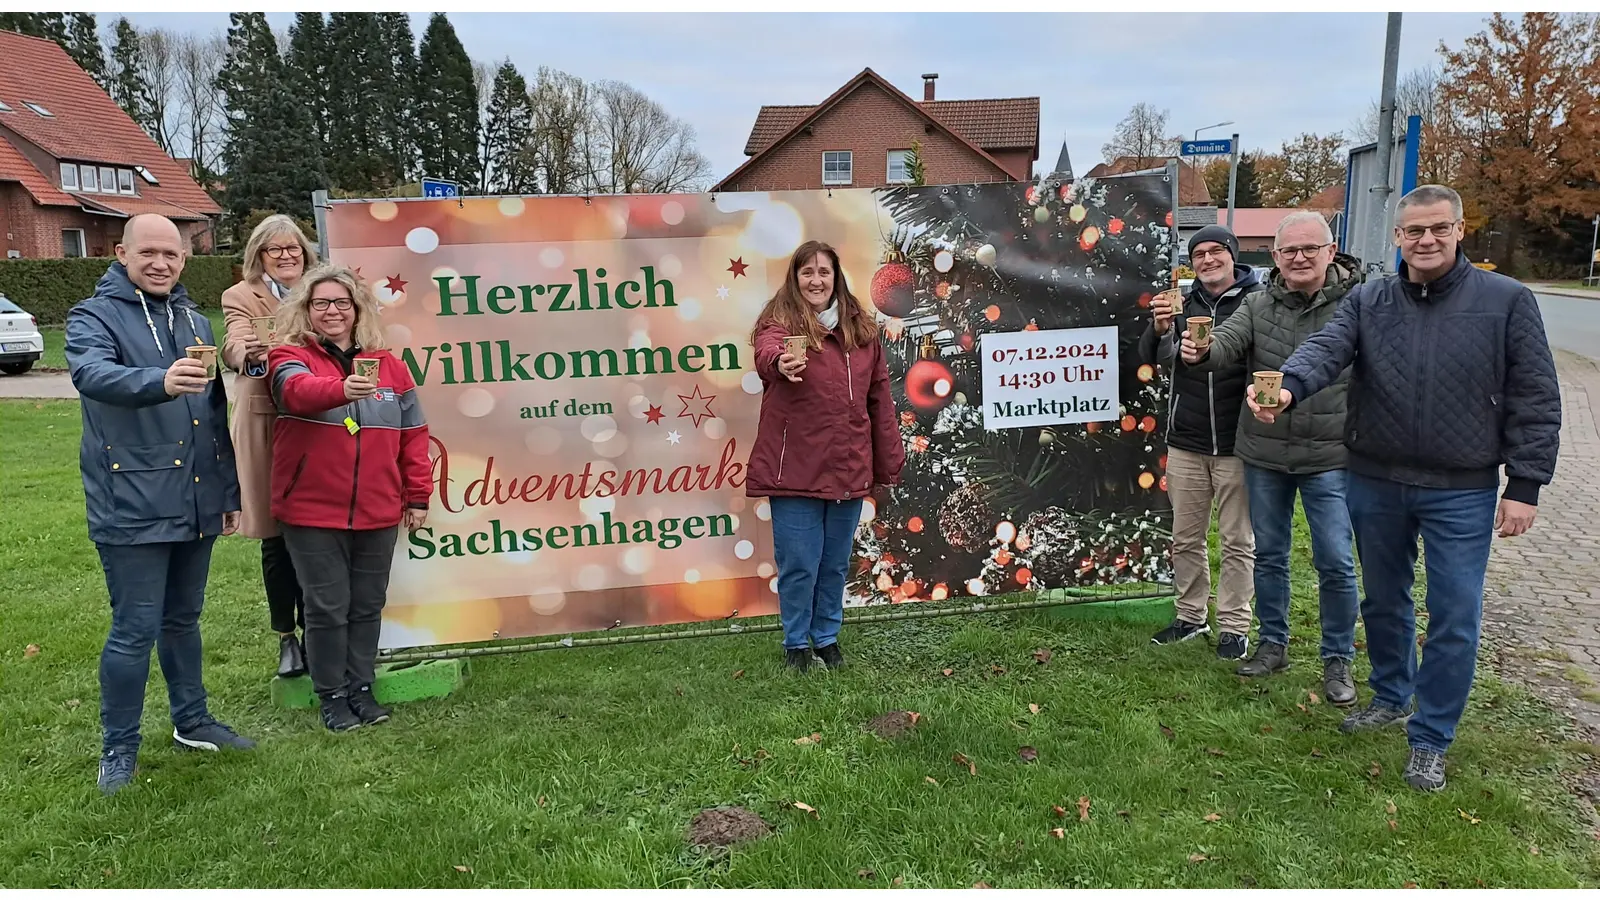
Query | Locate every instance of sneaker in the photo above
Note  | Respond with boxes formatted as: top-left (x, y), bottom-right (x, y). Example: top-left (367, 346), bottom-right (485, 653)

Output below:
top-left (784, 648), bottom-right (813, 671)
top-left (1322, 658), bottom-right (1357, 707)
top-left (277, 633), bottom-right (307, 679)
top-left (1216, 633), bottom-right (1249, 660)
top-left (1150, 619), bottom-right (1210, 645)
top-left (174, 716), bottom-right (256, 751)
top-left (1404, 747), bottom-right (1447, 791)
top-left (1338, 701), bottom-right (1413, 734)
top-left (1236, 641), bottom-right (1290, 677)
top-left (815, 643), bottom-right (845, 669)
top-left (320, 694), bottom-right (363, 732)
top-left (348, 685), bottom-right (391, 725)
top-left (97, 747), bottom-right (137, 796)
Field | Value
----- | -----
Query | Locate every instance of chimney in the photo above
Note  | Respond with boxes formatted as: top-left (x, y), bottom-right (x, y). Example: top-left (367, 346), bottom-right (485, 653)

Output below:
top-left (922, 73), bottom-right (938, 102)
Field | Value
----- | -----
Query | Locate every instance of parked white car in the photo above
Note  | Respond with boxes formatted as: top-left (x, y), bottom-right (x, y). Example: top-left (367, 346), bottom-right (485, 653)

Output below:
top-left (0, 293), bottom-right (44, 375)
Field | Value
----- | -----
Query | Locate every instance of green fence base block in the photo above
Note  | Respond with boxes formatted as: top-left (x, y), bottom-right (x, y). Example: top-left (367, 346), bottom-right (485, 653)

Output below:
top-left (1046, 593), bottom-right (1174, 626)
top-left (269, 658), bottom-right (469, 710)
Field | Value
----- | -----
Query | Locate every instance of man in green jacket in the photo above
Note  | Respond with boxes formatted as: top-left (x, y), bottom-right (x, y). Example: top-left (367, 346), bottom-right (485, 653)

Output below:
top-left (1181, 211), bottom-right (1362, 706)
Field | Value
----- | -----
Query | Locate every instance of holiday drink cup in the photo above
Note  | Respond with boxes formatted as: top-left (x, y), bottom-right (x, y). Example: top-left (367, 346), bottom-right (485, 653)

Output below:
top-left (782, 335), bottom-right (809, 359)
top-left (250, 316), bottom-right (277, 345)
top-left (355, 358), bottom-right (381, 382)
top-left (1188, 316), bottom-right (1213, 347)
top-left (186, 344), bottom-right (218, 380)
top-left (1254, 371), bottom-right (1284, 407)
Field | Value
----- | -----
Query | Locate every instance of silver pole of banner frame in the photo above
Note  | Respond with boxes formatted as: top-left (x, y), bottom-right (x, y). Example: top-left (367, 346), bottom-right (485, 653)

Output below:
top-left (311, 189), bottom-right (330, 262)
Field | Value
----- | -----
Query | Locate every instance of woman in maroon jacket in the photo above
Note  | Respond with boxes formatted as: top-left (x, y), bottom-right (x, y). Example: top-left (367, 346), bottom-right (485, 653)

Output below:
top-left (746, 241), bottom-right (905, 670)
top-left (267, 265), bottom-right (432, 731)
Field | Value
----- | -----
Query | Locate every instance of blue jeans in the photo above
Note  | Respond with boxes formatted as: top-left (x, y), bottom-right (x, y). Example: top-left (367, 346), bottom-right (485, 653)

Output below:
top-left (1346, 473), bottom-right (1497, 753)
top-left (96, 538), bottom-right (216, 753)
top-left (1244, 464), bottom-right (1359, 660)
top-left (769, 497), bottom-right (863, 650)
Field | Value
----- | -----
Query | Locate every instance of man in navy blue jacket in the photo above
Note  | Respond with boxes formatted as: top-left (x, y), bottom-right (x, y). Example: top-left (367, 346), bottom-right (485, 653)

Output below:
top-left (66, 214), bottom-right (255, 796)
top-left (1253, 185), bottom-right (1561, 791)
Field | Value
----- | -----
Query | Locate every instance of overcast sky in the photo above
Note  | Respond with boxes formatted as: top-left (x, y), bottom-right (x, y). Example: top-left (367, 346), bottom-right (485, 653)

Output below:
top-left (116, 11), bottom-right (1493, 183)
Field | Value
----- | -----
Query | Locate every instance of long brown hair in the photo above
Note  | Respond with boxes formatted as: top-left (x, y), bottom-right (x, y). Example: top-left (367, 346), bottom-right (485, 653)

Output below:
top-left (749, 240), bottom-right (879, 351)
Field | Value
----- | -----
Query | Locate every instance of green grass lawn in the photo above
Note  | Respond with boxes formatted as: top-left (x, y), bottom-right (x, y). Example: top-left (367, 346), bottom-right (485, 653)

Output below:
top-left (36, 310), bottom-right (227, 371)
top-left (2, 398), bottom-right (1598, 888)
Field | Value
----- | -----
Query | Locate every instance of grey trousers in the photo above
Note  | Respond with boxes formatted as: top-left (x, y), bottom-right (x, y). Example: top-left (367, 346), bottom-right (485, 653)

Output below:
top-left (280, 523), bottom-right (399, 697)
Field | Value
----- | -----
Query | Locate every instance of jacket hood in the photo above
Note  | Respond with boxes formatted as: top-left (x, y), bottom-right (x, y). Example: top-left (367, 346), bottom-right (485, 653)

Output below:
top-left (93, 262), bottom-right (193, 307)
top-left (1267, 252), bottom-right (1363, 308)
top-left (1188, 263), bottom-right (1260, 302)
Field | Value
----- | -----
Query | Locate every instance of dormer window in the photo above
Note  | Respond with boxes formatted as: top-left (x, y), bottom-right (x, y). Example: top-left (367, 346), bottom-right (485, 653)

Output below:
top-left (22, 101), bottom-right (52, 117)
top-left (117, 168), bottom-right (134, 194)
top-left (60, 162), bottom-right (78, 191)
top-left (79, 164), bottom-right (97, 192)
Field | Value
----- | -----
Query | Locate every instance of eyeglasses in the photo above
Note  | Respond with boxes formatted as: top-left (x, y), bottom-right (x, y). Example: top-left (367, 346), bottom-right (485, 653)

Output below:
top-left (1274, 243), bottom-right (1331, 260)
top-left (1398, 221), bottom-right (1459, 241)
top-left (264, 245), bottom-right (303, 259)
top-left (310, 298), bottom-right (353, 311)
top-left (1191, 247), bottom-right (1231, 261)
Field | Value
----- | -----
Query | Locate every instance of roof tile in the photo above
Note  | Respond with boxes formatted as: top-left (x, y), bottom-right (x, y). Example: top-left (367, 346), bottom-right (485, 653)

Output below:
top-left (743, 97), bottom-right (1040, 156)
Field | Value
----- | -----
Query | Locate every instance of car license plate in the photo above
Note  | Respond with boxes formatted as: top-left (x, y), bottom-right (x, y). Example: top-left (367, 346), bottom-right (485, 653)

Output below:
top-left (2, 342), bottom-right (31, 352)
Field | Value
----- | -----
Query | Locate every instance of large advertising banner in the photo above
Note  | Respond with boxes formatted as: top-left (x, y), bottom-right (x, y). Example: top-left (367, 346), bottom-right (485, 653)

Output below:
top-left (324, 172), bottom-right (1175, 650)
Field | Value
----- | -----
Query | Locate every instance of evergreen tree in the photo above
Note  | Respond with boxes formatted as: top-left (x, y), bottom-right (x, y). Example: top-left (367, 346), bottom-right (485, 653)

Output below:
top-left (415, 13), bottom-right (480, 190)
top-left (108, 19), bottom-right (156, 136)
top-left (67, 13), bottom-right (106, 86)
top-left (0, 13), bottom-right (45, 37)
top-left (377, 12), bottom-right (418, 185)
top-left (480, 60), bottom-right (534, 193)
top-left (1232, 153), bottom-right (1262, 208)
top-left (35, 12), bottom-right (68, 44)
top-left (324, 12), bottom-right (389, 191)
top-left (218, 12), bottom-right (326, 228)
top-left (285, 12), bottom-right (330, 148)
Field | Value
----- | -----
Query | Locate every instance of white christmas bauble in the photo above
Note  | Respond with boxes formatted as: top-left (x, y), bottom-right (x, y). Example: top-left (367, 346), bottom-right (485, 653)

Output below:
top-left (975, 244), bottom-right (997, 267)
top-left (933, 249), bottom-right (954, 273)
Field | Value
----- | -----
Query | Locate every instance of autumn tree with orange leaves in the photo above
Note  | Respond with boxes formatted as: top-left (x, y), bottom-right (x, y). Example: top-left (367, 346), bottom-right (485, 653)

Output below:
top-left (1440, 12), bottom-right (1600, 275)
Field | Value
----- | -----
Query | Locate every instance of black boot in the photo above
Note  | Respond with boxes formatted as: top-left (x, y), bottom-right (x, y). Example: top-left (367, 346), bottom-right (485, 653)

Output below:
top-left (348, 684), bottom-right (391, 725)
top-left (319, 692), bottom-right (362, 732)
top-left (785, 648), bottom-right (813, 671)
top-left (277, 633), bottom-right (307, 679)
top-left (814, 643), bottom-right (844, 669)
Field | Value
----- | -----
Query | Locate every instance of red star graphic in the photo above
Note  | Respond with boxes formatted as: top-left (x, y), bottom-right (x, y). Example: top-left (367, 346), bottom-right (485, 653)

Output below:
top-left (676, 385), bottom-right (717, 428)
top-left (727, 257), bottom-right (749, 278)
top-left (384, 274), bottom-right (408, 294)
top-left (644, 404), bottom-right (664, 425)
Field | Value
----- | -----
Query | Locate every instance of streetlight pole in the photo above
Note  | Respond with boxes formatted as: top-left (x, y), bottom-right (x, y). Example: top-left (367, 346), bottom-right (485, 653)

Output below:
top-left (1226, 133), bottom-right (1240, 232)
top-left (1370, 13), bottom-right (1403, 274)
top-left (1194, 121), bottom-right (1234, 142)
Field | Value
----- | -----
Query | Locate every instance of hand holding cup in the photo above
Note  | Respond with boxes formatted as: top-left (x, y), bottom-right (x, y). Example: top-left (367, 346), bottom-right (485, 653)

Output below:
top-left (344, 372), bottom-right (378, 401)
top-left (779, 335), bottom-right (808, 383)
top-left (164, 357), bottom-right (209, 396)
top-left (1150, 289), bottom-right (1180, 335)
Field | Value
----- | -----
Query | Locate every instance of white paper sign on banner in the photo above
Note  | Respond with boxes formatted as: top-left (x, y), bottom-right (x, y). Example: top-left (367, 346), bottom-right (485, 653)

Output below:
top-left (980, 326), bottom-right (1120, 430)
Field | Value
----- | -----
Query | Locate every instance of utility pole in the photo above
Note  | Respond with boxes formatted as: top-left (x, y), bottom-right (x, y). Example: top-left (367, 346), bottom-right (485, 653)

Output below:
top-left (1369, 12), bottom-right (1403, 274)
top-left (1226, 132), bottom-right (1240, 232)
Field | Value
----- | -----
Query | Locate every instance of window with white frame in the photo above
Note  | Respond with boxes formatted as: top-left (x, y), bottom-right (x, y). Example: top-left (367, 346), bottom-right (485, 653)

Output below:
top-left (822, 150), bottom-right (852, 185)
top-left (79, 164), bottom-right (98, 192)
top-left (887, 149), bottom-right (912, 184)
top-left (99, 167), bottom-right (116, 192)
top-left (118, 168), bottom-right (134, 194)
top-left (23, 101), bottom-right (52, 117)
top-left (60, 162), bottom-right (79, 191)
top-left (62, 229), bottom-right (86, 258)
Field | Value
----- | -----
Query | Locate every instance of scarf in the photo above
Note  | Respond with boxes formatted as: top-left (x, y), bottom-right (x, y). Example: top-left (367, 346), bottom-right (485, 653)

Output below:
top-left (817, 300), bottom-right (840, 331)
top-left (264, 275), bottom-right (292, 303)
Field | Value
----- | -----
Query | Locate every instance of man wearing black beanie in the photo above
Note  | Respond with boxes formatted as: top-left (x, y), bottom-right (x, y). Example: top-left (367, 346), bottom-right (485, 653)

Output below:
top-left (1138, 223), bottom-right (1259, 660)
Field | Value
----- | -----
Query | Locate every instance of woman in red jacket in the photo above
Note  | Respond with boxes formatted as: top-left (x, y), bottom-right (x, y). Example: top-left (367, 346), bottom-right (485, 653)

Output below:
top-left (746, 241), bottom-right (905, 671)
top-left (267, 264), bottom-right (432, 731)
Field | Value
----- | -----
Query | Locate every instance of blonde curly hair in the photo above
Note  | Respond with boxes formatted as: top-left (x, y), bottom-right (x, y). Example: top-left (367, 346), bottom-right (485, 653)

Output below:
top-left (276, 264), bottom-right (387, 351)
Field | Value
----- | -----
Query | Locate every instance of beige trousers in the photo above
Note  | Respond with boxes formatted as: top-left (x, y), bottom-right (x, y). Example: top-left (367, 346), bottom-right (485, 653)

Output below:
top-left (1166, 447), bottom-right (1255, 636)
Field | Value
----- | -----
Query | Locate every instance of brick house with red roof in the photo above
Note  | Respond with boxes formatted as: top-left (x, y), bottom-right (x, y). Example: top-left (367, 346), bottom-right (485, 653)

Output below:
top-left (712, 69), bottom-right (1039, 192)
top-left (0, 30), bottom-right (220, 259)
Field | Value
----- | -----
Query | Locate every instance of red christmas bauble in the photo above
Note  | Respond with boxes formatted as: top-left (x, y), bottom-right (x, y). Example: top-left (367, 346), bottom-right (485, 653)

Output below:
top-left (871, 262), bottom-right (916, 317)
top-left (906, 359), bottom-right (955, 413)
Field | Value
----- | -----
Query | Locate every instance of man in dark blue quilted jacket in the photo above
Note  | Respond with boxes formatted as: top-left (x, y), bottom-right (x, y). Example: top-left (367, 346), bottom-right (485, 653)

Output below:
top-left (1257, 185), bottom-right (1561, 792)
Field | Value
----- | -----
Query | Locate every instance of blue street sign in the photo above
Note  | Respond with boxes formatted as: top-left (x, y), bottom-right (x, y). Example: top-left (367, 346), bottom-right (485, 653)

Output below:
top-left (421, 178), bottom-right (459, 198)
top-left (1180, 139), bottom-right (1233, 157)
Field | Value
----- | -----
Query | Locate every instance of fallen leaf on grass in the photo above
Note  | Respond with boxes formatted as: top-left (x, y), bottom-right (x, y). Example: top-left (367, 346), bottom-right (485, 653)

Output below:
top-left (1029, 703), bottom-right (1040, 715)
top-left (1458, 808), bottom-right (1481, 825)
top-left (1211, 770), bottom-right (1225, 779)
top-left (453, 865), bottom-right (472, 874)
top-left (1203, 813), bottom-right (1221, 823)
top-left (926, 777), bottom-right (939, 786)
top-left (1403, 882), bottom-right (1418, 889)
top-left (858, 869), bottom-right (876, 880)
top-left (1018, 746), bottom-right (1039, 763)
top-left (537, 795), bottom-right (547, 807)
top-left (1033, 648), bottom-right (1053, 664)
top-left (1310, 748), bottom-right (1325, 759)
top-left (892, 877), bottom-right (905, 887)
top-left (793, 733), bottom-right (822, 746)
top-left (1159, 723), bottom-right (1175, 741)
top-left (909, 712), bottom-right (922, 726)
top-left (793, 801), bottom-right (820, 819)
top-left (973, 882), bottom-right (991, 888)
top-left (1259, 725), bottom-right (1274, 734)
top-left (1052, 805), bottom-right (1067, 818)
top-left (674, 686), bottom-right (684, 696)
top-left (66, 699), bottom-right (80, 709)
top-left (990, 664), bottom-right (1007, 676)
top-left (953, 752), bottom-right (977, 776)
top-left (941, 668), bottom-right (954, 677)
top-left (1189, 854), bottom-right (1208, 864)
top-left (1296, 703), bottom-right (1308, 713)
top-left (1530, 844), bottom-right (1541, 855)
top-left (1369, 762), bottom-right (1383, 778)
top-left (102, 868), bottom-right (115, 878)
top-left (1388, 820), bottom-right (1398, 831)
top-left (1049, 827), bottom-right (1065, 839)
top-left (732, 669), bottom-right (745, 679)
top-left (1077, 796), bottom-right (1091, 822)
top-left (1307, 691), bottom-right (1322, 705)
top-left (24, 644), bottom-right (40, 658)
top-left (1116, 809), bottom-right (1130, 818)
top-left (1205, 747), bottom-right (1226, 757)
top-left (1386, 800), bottom-right (1398, 816)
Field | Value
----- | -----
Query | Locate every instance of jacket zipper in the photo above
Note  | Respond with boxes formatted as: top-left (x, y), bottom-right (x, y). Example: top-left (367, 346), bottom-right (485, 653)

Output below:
top-left (776, 428), bottom-right (787, 484)
top-left (348, 422), bottom-right (363, 529)
top-left (282, 455), bottom-right (308, 498)
top-left (1207, 372), bottom-right (1218, 454)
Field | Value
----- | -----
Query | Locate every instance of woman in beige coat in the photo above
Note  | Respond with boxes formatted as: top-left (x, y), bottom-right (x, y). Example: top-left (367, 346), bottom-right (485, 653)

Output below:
top-left (221, 214), bottom-right (319, 679)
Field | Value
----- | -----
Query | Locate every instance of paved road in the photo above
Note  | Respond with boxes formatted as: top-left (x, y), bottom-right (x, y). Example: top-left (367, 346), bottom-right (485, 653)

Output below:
top-left (1535, 291), bottom-right (1600, 360)
top-left (0, 369), bottom-right (236, 400)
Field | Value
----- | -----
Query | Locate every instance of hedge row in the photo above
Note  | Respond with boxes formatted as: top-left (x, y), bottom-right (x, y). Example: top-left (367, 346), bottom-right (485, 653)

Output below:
top-left (0, 256), bottom-right (242, 325)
